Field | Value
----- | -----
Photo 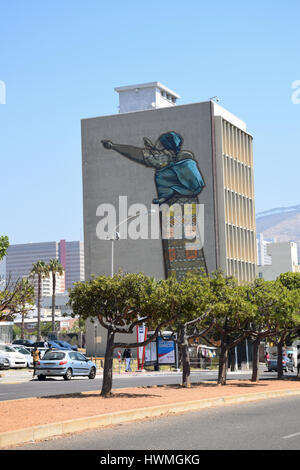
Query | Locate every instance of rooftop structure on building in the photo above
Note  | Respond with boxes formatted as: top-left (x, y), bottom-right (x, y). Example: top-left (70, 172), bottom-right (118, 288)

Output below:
top-left (115, 82), bottom-right (181, 113)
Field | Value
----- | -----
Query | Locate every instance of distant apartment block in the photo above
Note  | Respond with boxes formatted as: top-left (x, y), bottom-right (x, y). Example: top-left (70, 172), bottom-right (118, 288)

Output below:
top-left (258, 241), bottom-right (300, 280)
top-left (256, 233), bottom-right (275, 266)
top-left (6, 240), bottom-right (84, 295)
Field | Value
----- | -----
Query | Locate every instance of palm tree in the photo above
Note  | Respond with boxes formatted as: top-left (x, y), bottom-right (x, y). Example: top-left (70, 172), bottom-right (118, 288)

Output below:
top-left (48, 259), bottom-right (65, 336)
top-left (30, 261), bottom-right (49, 341)
top-left (15, 278), bottom-right (35, 339)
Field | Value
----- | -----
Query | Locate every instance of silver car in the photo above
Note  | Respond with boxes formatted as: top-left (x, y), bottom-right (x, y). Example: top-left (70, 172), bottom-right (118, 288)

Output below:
top-left (35, 350), bottom-right (97, 381)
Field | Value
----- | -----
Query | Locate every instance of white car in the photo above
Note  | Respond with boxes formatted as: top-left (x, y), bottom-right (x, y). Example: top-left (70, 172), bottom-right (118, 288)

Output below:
top-left (10, 345), bottom-right (33, 367)
top-left (0, 343), bottom-right (27, 368)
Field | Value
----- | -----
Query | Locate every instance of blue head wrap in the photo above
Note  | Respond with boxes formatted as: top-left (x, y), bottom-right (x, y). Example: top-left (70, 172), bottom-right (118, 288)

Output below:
top-left (159, 132), bottom-right (183, 155)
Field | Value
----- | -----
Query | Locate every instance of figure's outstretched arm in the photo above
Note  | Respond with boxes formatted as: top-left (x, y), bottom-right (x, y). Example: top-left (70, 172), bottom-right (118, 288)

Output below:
top-left (101, 140), bottom-right (145, 164)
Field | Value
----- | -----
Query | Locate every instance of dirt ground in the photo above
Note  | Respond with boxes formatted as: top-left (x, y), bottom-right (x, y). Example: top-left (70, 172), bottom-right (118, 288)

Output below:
top-left (1, 378), bottom-right (300, 433)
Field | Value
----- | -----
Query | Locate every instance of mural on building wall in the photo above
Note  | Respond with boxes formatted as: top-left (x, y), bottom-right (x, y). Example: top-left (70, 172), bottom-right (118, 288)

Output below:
top-left (101, 131), bottom-right (207, 280)
top-left (102, 132), bottom-right (205, 204)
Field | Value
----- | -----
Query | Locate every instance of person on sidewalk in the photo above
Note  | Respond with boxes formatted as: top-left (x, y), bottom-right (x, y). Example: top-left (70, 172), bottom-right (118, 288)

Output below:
top-left (123, 348), bottom-right (133, 372)
top-left (31, 346), bottom-right (41, 378)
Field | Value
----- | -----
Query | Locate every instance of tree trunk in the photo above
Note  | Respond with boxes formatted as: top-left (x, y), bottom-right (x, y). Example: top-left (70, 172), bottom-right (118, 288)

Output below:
top-left (179, 325), bottom-right (191, 388)
top-left (37, 275), bottom-right (41, 341)
top-left (277, 340), bottom-right (284, 380)
top-left (52, 272), bottom-right (56, 336)
top-left (101, 328), bottom-right (115, 397)
top-left (21, 310), bottom-right (25, 340)
top-left (251, 338), bottom-right (261, 382)
top-left (218, 341), bottom-right (229, 385)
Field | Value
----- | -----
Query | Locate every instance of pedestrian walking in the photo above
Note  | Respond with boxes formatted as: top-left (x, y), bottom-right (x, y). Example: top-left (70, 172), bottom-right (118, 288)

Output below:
top-left (44, 339), bottom-right (49, 349)
top-left (122, 348), bottom-right (133, 372)
top-left (297, 345), bottom-right (300, 378)
top-left (31, 346), bottom-right (41, 377)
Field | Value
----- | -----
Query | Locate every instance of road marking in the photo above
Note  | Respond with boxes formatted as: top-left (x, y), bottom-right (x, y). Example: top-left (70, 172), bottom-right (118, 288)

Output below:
top-left (283, 431), bottom-right (300, 439)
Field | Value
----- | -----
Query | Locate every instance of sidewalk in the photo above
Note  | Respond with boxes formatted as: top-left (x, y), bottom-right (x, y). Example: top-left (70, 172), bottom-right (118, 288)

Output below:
top-left (1, 377), bottom-right (300, 448)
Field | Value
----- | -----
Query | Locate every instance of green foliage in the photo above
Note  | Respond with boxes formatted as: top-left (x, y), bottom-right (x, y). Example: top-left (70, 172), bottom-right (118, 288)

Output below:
top-left (0, 235), bottom-right (9, 261)
top-left (0, 277), bottom-right (35, 321)
top-left (174, 270), bottom-right (215, 323)
top-left (69, 272), bottom-right (180, 333)
top-left (41, 321), bottom-right (59, 336)
top-left (30, 260), bottom-right (50, 279)
top-left (278, 272), bottom-right (300, 291)
top-left (10, 278), bottom-right (35, 314)
top-left (207, 271), bottom-right (256, 331)
top-left (13, 325), bottom-right (21, 340)
top-left (47, 259), bottom-right (64, 276)
top-left (69, 318), bottom-right (86, 334)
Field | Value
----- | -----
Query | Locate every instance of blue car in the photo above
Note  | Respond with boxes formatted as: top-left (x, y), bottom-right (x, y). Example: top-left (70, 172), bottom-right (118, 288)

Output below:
top-left (33, 340), bottom-right (70, 350)
top-left (55, 340), bottom-right (78, 351)
top-left (35, 350), bottom-right (96, 381)
top-left (267, 358), bottom-right (294, 372)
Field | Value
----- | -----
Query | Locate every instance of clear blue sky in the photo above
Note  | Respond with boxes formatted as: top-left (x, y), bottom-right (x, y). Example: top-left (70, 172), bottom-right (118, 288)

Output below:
top-left (1, 0), bottom-right (299, 245)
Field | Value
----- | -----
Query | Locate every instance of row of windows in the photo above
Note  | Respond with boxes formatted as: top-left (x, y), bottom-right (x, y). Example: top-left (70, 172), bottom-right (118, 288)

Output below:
top-left (160, 90), bottom-right (176, 103)
top-left (222, 120), bottom-right (253, 167)
top-left (225, 224), bottom-right (256, 264)
top-left (226, 258), bottom-right (256, 283)
top-left (223, 155), bottom-right (254, 199)
top-left (224, 189), bottom-right (255, 230)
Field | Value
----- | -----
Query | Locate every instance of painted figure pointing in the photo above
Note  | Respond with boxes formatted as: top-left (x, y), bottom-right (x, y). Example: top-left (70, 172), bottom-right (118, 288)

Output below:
top-left (101, 131), bottom-right (205, 205)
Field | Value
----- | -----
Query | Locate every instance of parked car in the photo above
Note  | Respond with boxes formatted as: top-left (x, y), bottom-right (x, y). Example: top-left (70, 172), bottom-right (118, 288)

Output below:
top-left (0, 343), bottom-right (27, 368)
top-left (48, 340), bottom-right (72, 350)
top-left (11, 345), bottom-right (33, 367)
top-left (267, 357), bottom-right (294, 372)
top-left (12, 339), bottom-right (35, 349)
top-left (35, 350), bottom-right (97, 381)
top-left (0, 355), bottom-right (10, 370)
top-left (55, 340), bottom-right (78, 351)
top-left (33, 340), bottom-right (69, 350)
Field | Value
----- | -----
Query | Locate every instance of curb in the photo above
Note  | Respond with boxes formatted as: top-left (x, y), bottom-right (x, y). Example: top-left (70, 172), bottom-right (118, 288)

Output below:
top-left (2, 388), bottom-right (300, 448)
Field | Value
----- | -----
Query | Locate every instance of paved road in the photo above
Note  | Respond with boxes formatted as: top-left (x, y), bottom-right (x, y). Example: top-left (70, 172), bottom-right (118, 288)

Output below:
top-left (14, 395), bottom-right (300, 450)
top-left (0, 368), bottom-right (284, 401)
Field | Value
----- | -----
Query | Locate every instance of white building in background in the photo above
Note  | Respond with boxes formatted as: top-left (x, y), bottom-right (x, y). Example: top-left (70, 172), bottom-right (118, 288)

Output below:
top-left (41, 293), bottom-right (73, 317)
top-left (258, 242), bottom-right (300, 281)
top-left (256, 233), bottom-right (275, 266)
top-left (6, 240), bottom-right (85, 296)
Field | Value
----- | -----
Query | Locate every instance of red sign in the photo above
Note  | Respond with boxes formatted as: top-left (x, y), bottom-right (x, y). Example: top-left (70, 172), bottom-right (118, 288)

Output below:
top-left (136, 325), bottom-right (148, 371)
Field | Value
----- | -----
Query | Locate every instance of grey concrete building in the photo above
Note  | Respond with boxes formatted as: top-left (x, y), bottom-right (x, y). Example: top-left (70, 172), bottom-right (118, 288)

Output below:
top-left (258, 241), bottom-right (300, 280)
top-left (82, 82), bottom-right (257, 356)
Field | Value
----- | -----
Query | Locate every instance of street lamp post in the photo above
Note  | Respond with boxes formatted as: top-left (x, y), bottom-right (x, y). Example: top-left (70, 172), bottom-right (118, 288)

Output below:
top-left (109, 210), bottom-right (154, 277)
